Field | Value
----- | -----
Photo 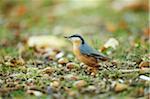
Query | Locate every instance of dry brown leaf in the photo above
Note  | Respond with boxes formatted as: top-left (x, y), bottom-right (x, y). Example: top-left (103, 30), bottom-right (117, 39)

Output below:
top-left (143, 27), bottom-right (150, 37)
top-left (16, 5), bottom-right (27, 16)
top-left (133, 87), bottom-right (144, 97)
top-left (118, 20), bottom-right (128, 29)
top-left (139, 61), bottom-right (150, 69)
top-left (51, 80), bottom-right (60, 88)
top-left (41, 67), bottom-right (54, 75)
top-left (106, 22), bottom-right (117, 32)
top-left (112, 0), bottom-right (149, 11)
top-left (4, 57), bottom-right (25, 67)
top-left (114, 83), bottom-right (128, 92)
top-left (73, 80), bottom-right (87, 89)
top-left (100, 38), bottom-right (119, 53)
top-left (58, 58), bottom-right (69, 64)
top-left (66, 62), bottom-right (76, 70)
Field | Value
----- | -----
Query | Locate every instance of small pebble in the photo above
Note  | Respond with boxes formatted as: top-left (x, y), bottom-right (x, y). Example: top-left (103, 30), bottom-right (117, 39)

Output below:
top-left (58, 58), bottom-right (69, 64)
top-left (47, 86), bottom-right (52, 95)
top-left (55, 52), bottom-right (64, 59)
top-left (86, 85), bottom-right (96, 91)
top-left (139, 75), bottom-right (150, 81)
top-left (51, 81), bottom-right (60, 88)
top-left (26, 90), bottom-right (43, 97)
top-left (66, 62), bottom-right (76, 70)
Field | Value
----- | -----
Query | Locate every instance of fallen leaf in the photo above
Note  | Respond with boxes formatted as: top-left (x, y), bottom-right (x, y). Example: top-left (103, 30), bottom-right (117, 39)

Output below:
top-left (73, 80), bottom-right (87, 89)
top-left (103, 38), bottom-right (119, 49)
top-left (67, 90), bottom-right (76, 96)
top-left (114, 83), bottom-right (128, 92)
top-left (58, 58), bottom-right (69, 64)
top-left (143, 27), bottom-right (150, 38)
top-left (51, 81), bottom-right (60, 88)
top-left (86, 66), bottom-right (98, 76)
top-left (43, 49), bottom-right (58, 59)
top-left (106, 22), bottom-right (117, 32)
top-left (112, 0), bottom-right (149, 11)
top-left (66, 62), bottom-right (76, 70)
top-left (101, 38), bottom-right (119, 54)
top-left (55, 52), bottom-right (64, 59)
top-left (139, 61), bottom-right (150, 69)
top-left (41, 67), bottom-right (54, 75)
top-left (118, 20), bottom-right (128, 29)
top-left (16, 5), bottom-right (27, 16)
top-left (4, 57), bottom-right (25, 67)
top-left (134, 87), bottom-right (144, 97)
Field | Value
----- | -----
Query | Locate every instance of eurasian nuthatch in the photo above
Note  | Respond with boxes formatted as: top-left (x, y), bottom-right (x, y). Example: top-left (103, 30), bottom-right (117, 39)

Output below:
top-left (65, 34), bottom-right (109, 67)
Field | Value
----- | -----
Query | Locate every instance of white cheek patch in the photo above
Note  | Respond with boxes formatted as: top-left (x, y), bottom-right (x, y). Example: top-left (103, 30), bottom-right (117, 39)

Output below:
top-left (71, 37), bottom-right (81, 42)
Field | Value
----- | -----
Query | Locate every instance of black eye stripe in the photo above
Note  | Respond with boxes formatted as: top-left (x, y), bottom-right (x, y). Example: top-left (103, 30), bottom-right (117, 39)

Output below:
top-left (69, 35), bottom-right (85, 44)
top-left (70, 35), bottom-right (81, 38)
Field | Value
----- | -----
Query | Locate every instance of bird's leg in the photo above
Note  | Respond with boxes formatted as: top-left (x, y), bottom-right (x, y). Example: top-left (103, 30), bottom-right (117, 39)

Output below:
top-left (86, 66), bottom-right (98, 76)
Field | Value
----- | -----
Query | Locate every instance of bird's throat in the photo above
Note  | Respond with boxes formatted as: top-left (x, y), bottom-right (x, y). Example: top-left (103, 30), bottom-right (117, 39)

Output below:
top-left (73, 43), bottom-right (81, 56)
top-left (72, 41), bottom-right (81, 48)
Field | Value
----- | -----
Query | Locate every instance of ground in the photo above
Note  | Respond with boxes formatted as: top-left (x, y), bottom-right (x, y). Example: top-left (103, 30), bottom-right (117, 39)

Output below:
top-left (0, 0), bottom-right (149, 99)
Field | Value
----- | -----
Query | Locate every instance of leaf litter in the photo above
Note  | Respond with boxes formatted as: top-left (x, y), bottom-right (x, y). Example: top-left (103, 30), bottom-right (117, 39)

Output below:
top-left (0, 0), bottom-right (149, 99)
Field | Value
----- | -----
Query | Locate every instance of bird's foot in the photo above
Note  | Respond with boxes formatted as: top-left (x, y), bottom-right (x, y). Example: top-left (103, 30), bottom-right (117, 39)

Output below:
top-left (86, 66), bottom-right (98, 76)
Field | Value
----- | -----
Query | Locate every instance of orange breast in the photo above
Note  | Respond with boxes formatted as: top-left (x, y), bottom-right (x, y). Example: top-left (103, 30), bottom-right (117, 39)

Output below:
top-left (73, 47), bottom-right (98, 67)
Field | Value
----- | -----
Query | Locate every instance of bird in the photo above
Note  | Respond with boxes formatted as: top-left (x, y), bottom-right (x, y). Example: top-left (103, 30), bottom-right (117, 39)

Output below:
top-left (65, 34), bottom-right (109, 68)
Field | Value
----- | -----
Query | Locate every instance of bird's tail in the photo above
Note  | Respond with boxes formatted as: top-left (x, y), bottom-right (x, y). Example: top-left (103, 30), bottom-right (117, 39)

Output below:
top-left (99, 56), bottom-right (111, 61)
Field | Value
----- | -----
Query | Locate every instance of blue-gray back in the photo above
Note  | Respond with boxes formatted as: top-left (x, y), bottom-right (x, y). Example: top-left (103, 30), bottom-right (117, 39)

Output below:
top-left (79, 42), bottom-right (108, 60)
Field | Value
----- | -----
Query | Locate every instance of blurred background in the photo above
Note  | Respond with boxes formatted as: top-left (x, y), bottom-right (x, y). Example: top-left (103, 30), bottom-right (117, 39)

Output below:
top-left (0, 0), bottom-right (149, 54)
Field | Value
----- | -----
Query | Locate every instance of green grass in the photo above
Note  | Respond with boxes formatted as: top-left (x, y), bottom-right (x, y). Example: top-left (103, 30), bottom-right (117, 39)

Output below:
top-left (0, 0), bottom-right (149, 99)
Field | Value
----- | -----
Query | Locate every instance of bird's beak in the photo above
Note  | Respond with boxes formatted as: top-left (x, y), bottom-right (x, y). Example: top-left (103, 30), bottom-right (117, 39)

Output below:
top-left (64, 36), bottom-right (71, 41)
top-left (64, 36), bottom-right (69, 38)
top-left (64, 35), bottom-right (72, 41)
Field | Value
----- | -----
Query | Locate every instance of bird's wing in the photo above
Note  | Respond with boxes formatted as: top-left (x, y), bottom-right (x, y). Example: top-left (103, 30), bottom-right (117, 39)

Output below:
top-left (80, 43), bottom-right (109, 61)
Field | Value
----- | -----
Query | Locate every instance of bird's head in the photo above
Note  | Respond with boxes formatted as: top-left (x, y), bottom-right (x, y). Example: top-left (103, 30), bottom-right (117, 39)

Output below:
top-left (65, 34), bottom-right (85, 45)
